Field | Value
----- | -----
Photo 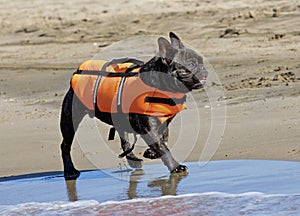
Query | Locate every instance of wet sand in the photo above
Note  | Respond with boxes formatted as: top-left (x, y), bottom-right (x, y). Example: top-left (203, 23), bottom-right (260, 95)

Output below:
top-left (0, 0), bottom-right (300, 177)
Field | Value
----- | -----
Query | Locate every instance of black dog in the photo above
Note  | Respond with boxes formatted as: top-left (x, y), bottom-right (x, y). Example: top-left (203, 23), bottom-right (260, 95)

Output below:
top-left (60, 32), bottom-right (207, 180)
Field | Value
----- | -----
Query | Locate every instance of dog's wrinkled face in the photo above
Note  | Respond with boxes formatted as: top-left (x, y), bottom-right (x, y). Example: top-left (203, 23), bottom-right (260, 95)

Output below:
top-left (158, 32), bottom-right (208, 91)
top-left (172, 48), bottom-right (207, 91)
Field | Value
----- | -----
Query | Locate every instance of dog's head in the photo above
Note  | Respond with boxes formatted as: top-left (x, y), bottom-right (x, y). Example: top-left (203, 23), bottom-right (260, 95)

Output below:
top-left (140, 32), bottom-right (208, 93)
top-left (158, 32), bottom-right (208, 92)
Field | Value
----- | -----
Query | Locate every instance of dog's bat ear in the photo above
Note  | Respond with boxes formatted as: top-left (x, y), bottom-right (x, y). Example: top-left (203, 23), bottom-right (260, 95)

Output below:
top-left (169, 32), bottom-right (185, 49)
top-left (158, 37), bottom-right (174, 62)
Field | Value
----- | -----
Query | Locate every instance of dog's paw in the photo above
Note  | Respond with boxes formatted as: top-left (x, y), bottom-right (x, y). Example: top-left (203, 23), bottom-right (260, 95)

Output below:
top-left (126, 155), bottom-right (143, 169)
top-left (171, 164), bottom-right (188, 174)
top-left (64, 169), bottom-right (80, 180)
top-left (143, 148), bottom-right (160, 159)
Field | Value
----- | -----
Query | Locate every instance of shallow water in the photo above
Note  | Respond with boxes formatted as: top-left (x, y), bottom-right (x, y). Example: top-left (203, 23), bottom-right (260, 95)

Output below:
top-left (1, 160), bottom-right (300, 215)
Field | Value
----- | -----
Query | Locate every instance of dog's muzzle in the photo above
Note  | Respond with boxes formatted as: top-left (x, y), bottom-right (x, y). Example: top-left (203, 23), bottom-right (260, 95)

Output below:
top-left (200, 77), bottom-right (207, 85)
top-left (192, 76), bottom-right (206, 89)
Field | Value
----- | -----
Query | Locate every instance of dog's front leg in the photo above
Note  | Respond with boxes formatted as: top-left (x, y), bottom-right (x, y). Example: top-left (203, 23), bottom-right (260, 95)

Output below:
top-left (141, 117), bottom-right (187, 173)
top-left (143, 127), bottom-right (169, 159)
top-left (118, 130), bottom-right (143, 169)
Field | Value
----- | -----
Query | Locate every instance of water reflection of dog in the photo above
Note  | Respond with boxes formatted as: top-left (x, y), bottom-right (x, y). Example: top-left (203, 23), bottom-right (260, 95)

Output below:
top-left (128, 169), bottom-right (187, 199)
top-left (65, 179), bottom-right (78, 201)
top-left (65, 169), bottom-right (186, 201)
top-left (148, 173), bottom-right (187, 196)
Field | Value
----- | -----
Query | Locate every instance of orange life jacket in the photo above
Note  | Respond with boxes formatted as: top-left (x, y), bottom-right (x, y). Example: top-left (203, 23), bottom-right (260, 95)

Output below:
top-left (71, 58), bottom-right (187, 123)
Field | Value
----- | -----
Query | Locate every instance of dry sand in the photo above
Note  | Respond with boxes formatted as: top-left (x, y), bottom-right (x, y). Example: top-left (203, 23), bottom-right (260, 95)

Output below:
top-left (0, 0), bottom-right (300, 177)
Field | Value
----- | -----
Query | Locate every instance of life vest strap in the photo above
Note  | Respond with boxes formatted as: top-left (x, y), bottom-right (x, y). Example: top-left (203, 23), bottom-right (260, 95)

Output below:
top-left (145, 95), bottom-right (187, 106)
top-left (118, 133), bottom-right (138, 158)
top-left (75, 70), bottom-right (139, 77)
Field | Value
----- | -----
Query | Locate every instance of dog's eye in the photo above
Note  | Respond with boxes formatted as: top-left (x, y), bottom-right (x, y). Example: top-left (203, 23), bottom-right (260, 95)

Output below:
top-left (187, 61), bottom-right (196, 68)
top-left (186, 59), bottom-right (197, 69)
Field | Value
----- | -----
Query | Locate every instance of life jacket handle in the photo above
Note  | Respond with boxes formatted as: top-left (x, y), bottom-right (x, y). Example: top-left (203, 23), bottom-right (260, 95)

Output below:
top-left (74, 57), bottom-right (144, 76)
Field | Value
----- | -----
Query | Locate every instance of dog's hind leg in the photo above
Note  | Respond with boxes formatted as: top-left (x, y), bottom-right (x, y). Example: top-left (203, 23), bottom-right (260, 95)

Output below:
top-left (118, 130), bottom-right (143, 169)
top-left (60, 88), bottom-right (86, 180)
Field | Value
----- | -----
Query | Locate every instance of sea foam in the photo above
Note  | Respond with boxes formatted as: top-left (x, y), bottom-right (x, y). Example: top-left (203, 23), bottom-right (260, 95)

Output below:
top-left (1, 192), bottom-right (300, 216)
